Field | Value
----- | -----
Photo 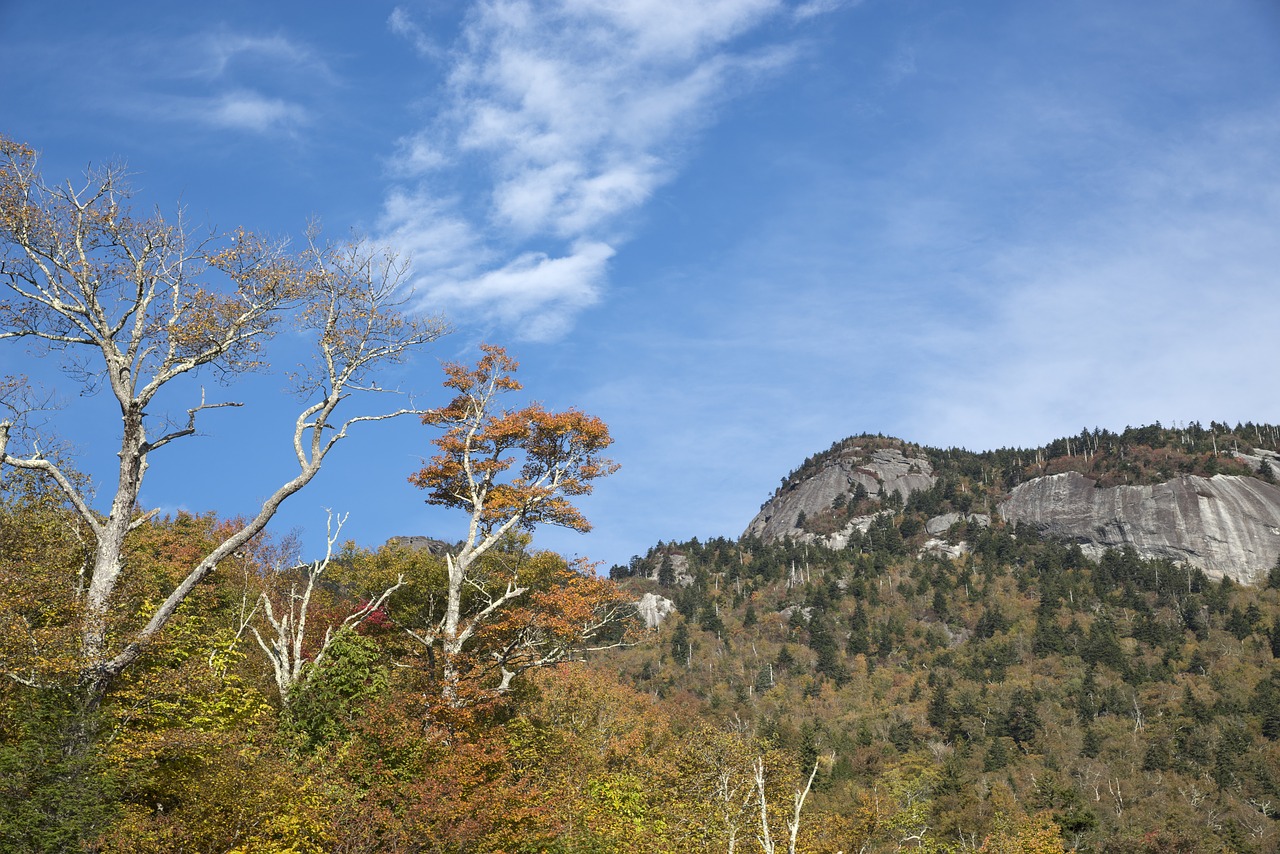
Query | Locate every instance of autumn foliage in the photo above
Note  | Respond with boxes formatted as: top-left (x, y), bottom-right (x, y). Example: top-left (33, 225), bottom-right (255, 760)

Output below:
top-left (411, 343), bottom-right (617, 535)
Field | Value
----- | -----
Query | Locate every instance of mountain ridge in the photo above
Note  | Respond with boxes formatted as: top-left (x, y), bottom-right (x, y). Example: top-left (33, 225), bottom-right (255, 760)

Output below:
top-left (743, 423), bottom-right (1280, 584)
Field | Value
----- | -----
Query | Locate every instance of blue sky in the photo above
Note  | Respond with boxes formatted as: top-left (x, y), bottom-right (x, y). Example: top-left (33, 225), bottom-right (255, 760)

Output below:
top-left (3, 0), bottom-right (1279, 568)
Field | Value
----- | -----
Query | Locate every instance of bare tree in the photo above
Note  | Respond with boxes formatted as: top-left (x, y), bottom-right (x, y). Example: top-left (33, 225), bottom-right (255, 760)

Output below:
top-left (0, 137), bottom-right (447, 713)
top-left (754, 755), bottom-right (820, 854)
top-left (244, 512), bottom-right (404, 707)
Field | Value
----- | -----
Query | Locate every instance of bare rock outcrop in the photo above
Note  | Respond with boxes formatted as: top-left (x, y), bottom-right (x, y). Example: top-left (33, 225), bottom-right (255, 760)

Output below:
top-left (925, 513), bottom-right (990, 536)
top-left (744, 447), bottom-right (935, 544)
top-left (644, 553), bottom-right (694, 587)
top-left (635, 592), bottom-right (676, 629)
top-left (385, 535), bottom-right (451, 555)
top-left (999, 472), bottom-right (1280, 583)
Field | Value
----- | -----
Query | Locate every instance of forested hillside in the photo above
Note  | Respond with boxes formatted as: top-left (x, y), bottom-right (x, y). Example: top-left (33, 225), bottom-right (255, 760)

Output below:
top-left (608, 524), bottom-right (1280, 852)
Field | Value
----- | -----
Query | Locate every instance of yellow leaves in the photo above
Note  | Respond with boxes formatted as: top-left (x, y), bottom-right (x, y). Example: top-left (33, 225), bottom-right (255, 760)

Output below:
top-left (979, 813), bottom-right (1067, 854)
top-left (0, 499), bottom-right (92, 686)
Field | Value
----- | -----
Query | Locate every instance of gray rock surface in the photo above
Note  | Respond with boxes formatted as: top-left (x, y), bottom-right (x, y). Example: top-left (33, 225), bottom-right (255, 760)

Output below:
top-left (744, 447), bottom-right (935, 544)
top-left (646, 553), bottom-right (694, 587)
top-left (999, 472), bottom-right (1280, 583)
top-left (385, 535), bottom-right (451, 554)
top-left (920, 538), bottom-right (970, 560)
top-left (925, 513), bottom-right (990, 536)
top-left (635, 592), bottom-right (676, 629)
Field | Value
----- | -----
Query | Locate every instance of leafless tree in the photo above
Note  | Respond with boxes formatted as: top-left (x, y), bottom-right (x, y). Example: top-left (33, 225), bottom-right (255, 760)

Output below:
top-left (243, 511), bottom-right (404, 707)
top-left (0, 137), bottom-right (447, 713)
top-left (754, 755), bottom-right (820, 854)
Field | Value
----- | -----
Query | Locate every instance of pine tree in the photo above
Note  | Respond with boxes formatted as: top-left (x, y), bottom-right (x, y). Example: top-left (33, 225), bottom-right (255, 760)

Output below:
top-left (670, 621), bottom-right (691, 665)
top-left (658, 553), bottom-right (676, 587)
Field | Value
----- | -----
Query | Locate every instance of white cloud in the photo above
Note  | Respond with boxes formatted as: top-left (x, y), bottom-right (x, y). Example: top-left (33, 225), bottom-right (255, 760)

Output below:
top-left (381, 0), bottom-right (838, 337)
top-left (201, 33), bottom-right (327, 79)
top-left (424, 241), bottom-right (616, 341)
top-left (793, 0), bottom-right (857, 21)
top-left (388, 6), bottom-right (443, 59)
top-left (203, 90), bottom-right (309, 133)
top-left (378, 189), bottom-right (488, 278)
top-left (388, 133), bottom-right (451, 177)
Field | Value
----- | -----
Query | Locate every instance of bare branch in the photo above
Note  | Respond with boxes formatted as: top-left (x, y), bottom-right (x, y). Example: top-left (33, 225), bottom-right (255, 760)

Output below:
top-left (142, 392), bottom-right (243, 455)
top-left (0, 138), bottom-right (447, 704)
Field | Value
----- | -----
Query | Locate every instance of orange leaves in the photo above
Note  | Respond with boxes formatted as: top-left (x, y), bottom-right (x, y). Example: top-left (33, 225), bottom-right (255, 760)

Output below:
top-left (411, 344), bottom-right (617, 536)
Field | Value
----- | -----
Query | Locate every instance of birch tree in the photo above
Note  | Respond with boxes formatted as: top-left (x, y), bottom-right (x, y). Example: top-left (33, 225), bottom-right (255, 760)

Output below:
top-left (406, 344), bottom-right (622, 705)
top-left (754, 754), bottom-right (820, 854)
top-left (244, 512), bottom-right (404, 707)
top-left (0, 137), bottom-right (447, 715)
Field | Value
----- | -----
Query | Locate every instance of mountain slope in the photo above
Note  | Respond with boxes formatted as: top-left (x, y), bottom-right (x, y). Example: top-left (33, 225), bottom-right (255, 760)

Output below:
top-left (744, 424), bottom-right (1280, 584)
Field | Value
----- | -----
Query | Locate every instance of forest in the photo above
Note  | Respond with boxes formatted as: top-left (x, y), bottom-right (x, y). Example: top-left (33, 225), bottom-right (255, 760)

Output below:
top-left (5, 134), bottom-right (1280, 853)
top-left (7, 439), bottom-right (1280, 852)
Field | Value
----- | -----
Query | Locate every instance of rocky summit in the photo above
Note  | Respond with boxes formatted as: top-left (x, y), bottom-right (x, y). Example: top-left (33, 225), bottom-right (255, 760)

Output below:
top-left (745, 429), bottom-right (1280, 584)
top-left (743, 445), bottom-right (935, 546)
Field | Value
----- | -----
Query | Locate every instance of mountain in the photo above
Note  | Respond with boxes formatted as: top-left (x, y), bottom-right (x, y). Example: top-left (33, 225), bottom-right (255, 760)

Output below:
top-left (743, 425), bottom-right (1280, 584)
top-left (603, 429), bottom-right (1280, 851)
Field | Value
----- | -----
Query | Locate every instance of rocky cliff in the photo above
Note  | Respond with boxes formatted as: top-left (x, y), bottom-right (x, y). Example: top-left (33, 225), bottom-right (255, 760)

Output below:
top-left (999, 471), bottom-right (1280, 583)
top-left (743, 445), bottom-right (935, 548)
top-left (745, 435), bottom-right (1280, 584)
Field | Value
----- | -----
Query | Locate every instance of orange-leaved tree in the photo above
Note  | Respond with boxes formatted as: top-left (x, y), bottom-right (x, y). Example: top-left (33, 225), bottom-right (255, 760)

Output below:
top-left (407, 344), bottom-right (623, 705)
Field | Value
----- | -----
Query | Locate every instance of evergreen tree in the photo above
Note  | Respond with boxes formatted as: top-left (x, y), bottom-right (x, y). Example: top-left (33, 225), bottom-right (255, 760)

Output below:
top-left (1080, 727), bottom-right (1102, 758)
top-left (1003, 687), bottom-right (1041, 748)
top-left (1082, 615), bottom-right (1127, 674)
top-left (776, 644), bottom-right (797, 672)
top-left (846, 602), bottom-right (870, 655)
top-left (698, 600), bottom-right (725, 635)
top-left (984, 737), bottom-right (1010, 771)
top-left (1268, 555), bottom-right (1280, 590)
top-left (927, 683), bottom-right (952, 732)
top-left (670, 620), bottom-right (691, 665)
top-left (1032, 610), bottom-right (1066, 656)
top-left (658, 552), bottom-right (676, 587)
top-left (808, 617), bottom-right (847, 685)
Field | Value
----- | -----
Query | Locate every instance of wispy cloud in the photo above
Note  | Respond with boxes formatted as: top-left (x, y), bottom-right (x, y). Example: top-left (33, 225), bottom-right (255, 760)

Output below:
top-left (198, 32), bottom-right (332, 81)
top-left (907, 106), bottom-right (1280, 449)
top-left (203, 90), bottom-right (310, 133)
top-left (72, 29), bottom-right (330, 138)
top-left (387, 7), bottom-right (443, 59)
top-left (381, 0), bottom-right (828, 340)
top-left (794, 0), bottom-right (858, 21)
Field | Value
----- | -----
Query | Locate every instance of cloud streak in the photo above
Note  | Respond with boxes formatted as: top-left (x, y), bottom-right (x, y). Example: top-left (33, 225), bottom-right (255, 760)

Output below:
top-left (81, 28), bottom-right (330, 137)
top-left (905, 105), bottom-right (1280, 450)
top-left (381, 0), bottom-right (816, 339)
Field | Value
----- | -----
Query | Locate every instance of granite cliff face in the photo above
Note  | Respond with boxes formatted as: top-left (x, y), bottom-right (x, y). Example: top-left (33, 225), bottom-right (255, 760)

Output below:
top-left (745, 436), bottom-right (1280, 585)
top-left (999, 471), bottom-right (1280, 584)
top-left (743, 446), bottom-right (935, 548)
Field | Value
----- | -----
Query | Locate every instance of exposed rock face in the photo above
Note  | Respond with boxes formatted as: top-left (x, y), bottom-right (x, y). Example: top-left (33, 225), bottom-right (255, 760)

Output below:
top-left (385, 535), bottom-right (451, 555)
top-left (925, 513), bottom-right (990, 536)
top-left (920, 539), bottom-right (970, 560)
top-left (635, 592), bottom-right (676, 629)
top-left (999, 472), bottom-right (1280, 583)
top-left (645, 553), bottom-right (694, 587)
top-left (744, 447), bottom-right (935, 545)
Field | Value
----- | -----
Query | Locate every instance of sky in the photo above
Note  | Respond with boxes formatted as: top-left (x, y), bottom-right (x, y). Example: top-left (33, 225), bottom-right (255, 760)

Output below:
top-left (2, 0), bottom-right (1279, 568)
